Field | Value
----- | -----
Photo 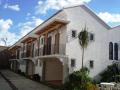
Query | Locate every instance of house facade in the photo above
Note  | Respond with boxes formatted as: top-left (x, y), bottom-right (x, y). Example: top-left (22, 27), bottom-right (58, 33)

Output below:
top-left (0, 46), bottom-right (10, 69)
top-left (9, 5), bottom-right (120, 84)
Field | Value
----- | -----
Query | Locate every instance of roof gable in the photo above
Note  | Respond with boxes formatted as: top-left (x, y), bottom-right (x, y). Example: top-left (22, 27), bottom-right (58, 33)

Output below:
top-left (64, 5), bottom-right (111, 29)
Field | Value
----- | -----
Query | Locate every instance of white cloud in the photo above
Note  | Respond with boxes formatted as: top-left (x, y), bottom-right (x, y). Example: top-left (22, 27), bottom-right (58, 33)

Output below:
top-left (0, 19), bottom-right (19, 46)
top-left (35, 0), bottom-right (91, 14)
top-left (18, 17), bottom-right (43, 37)
top-left (0, 17), bottom-right (43, 46)
top-left (4, 4), bottom-right (20, 11)
top-left (0, 19), bottom-right (12, 31)
top-left (98, 12), bottom-right (120, 23)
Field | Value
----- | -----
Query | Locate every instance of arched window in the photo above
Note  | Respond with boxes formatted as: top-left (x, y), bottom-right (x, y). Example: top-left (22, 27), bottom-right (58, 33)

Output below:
top-left (114, 43), bottom-right (118, 60)
top-left (109, 42), bottom-right (113, 60)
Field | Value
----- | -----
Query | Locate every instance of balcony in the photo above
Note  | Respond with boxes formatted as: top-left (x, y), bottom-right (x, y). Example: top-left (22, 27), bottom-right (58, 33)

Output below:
top-left (10, 53), bottom-right (20, 59)
top-left (10, 55), bottom-right (17, 59)
top-left (21, 44), bottom-right (66, 59)
top-left (21, 52), bottom-right (26, 58)
top-left (35, 44), bottom-right (66, 56)
top-left (21, 50), bottom-right (34, 58)
top-left (21, 44), bottom-right (34, 58)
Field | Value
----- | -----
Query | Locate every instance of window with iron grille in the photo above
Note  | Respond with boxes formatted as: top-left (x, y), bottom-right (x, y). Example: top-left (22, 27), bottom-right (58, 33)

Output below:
top-left (71, 59), bottom-right (76, 67)
top-left (41, 38), bottom-right (44, 45)
top-left (72, 30), bottom-right (77, 38)
top-left (114, 43), bottom-right (118, 60)
top-left (109, 42), bottom-right (113, 60)
top-left (90, 60), bottom-right (94, 68)
top-left (31, 43), bottom-right (34, 57)
top-left (89, 33), bottom-right (94, 41)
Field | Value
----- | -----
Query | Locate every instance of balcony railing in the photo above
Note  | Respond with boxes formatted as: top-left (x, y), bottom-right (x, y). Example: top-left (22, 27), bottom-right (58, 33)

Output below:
top-left (20, 44), bottom-right (66, 58)
top-left (10, 55), bottom-right (17, 59)
top-left (21, 51), bottom-right (33, 58)
top-left (10, 54), bottom-right (20, 59)
top-left (36, 44), bottom-right (66, 56)
top-left (21, 52), bottom-right (26, 58)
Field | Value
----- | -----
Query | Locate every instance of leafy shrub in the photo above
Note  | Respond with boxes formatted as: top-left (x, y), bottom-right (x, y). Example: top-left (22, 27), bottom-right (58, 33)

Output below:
top-left (100, 63), bottom-right (120, 82)
top-left (85, 82), bottom-right (99, 90)
top-left (61, 67), bottom-right (98, 90)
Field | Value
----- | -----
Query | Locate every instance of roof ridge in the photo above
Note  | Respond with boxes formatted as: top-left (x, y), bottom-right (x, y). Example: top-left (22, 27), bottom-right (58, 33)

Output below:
top-left (80, 5), bottom-right (111, 29)
top-left (63, 4), bottom-right (111, 29)
top-left (63, 4), bottom-right (84, 9)
top-left (110, 25), bottom-right (120, 30)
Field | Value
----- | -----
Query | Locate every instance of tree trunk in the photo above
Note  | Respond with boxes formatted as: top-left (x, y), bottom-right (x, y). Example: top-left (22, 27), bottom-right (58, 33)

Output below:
top-left (81, 48), bottom-right (84, 69)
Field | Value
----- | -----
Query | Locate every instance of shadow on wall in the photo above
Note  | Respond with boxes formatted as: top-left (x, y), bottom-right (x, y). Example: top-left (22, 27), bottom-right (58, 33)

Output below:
top-left (0, 48), bottom-right (10, 69)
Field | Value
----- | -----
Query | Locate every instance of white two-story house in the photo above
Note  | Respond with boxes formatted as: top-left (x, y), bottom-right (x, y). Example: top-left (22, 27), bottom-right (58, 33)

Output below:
top-left (9, 5), bottom-right (120, 85)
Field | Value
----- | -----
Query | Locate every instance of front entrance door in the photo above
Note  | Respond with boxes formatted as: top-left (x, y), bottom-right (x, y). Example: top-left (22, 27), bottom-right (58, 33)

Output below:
top-left (26, 60), bottom-right (35, 76)
top-left (44, 59), bottom-right (63, 85)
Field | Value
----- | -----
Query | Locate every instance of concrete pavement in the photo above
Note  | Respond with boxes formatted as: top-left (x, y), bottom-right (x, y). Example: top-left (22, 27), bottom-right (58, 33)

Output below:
top-left (0, 74), bottom-right (12, 90)
top-left (0, 70), bottom-right (54, 90)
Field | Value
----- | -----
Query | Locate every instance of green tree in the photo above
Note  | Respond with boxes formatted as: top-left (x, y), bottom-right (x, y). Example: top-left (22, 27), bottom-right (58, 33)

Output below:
top-left (78, 27), bottom-right (89, 68)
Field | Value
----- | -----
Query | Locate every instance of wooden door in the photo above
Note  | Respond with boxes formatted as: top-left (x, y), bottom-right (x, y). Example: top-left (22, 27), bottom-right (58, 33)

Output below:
top-left (45, 60), bottom-right (63, 82)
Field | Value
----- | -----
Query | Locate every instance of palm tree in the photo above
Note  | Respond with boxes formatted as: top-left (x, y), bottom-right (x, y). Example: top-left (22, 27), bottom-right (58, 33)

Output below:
top-left (78, 26), bottom-right (89, 69)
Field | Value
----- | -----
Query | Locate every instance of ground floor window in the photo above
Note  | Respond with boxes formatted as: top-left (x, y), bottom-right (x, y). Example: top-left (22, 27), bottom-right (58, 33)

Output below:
top-left (89, 60), bottom-right (94, 68)
top-left (114, 43), bottom-right (118, 60)
top-left (71, 59), bottom-right (76, 67)
top-left (109, 42), bottom-right (113, 60)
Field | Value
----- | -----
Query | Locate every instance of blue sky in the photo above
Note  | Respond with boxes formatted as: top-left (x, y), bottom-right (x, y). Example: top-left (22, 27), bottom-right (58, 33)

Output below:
top-left (0, 0), bottom-right (120, 46)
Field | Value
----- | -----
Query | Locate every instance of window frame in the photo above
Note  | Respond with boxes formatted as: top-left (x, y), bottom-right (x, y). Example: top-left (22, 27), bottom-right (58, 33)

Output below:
top-left (71, 58), bottom-right (76, 67)
top-left (89, 60), bottom-right (94, 68)
top-left (89, 33), bottom-right (94, 41)
top-left (71, 30), bottom-right (77, 38)
top-left (114, 43), bottom-right (118, 60)
top-left (109, 42), bottom-right (113, 60)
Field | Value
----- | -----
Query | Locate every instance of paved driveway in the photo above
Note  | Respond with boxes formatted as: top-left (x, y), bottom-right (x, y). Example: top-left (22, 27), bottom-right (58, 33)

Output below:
top-left (0, 70), bottom-right (54, 90)
top-left (0, 74), bottom-right (12, 90)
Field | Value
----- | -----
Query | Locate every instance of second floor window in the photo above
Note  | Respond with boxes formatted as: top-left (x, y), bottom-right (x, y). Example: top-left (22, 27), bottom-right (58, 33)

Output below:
top-left (23, 44), bottom-right (25, 51)
top-left (72, 30), bottom-right (77, 38)
top-left (89, 33), bottom-right (94, 41)
top-left (114, 43), bottom-right (118, 60)
top-left (39, 36), bottom-right (44, 45)
top-left (32, 43), bottom-right (34, 57)
top-left (109, 42), bottom-right (113, 60)
top-left (41, 38), bottom-right (44, 45)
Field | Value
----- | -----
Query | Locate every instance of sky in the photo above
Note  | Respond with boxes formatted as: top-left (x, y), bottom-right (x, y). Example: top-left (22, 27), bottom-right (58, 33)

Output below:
top-left (0, 0), bottom-right (120, 46)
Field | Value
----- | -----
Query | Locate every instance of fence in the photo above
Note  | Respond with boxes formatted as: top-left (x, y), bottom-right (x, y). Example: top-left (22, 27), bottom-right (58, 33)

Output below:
top-left (99, 83), bottom-right (120, 90)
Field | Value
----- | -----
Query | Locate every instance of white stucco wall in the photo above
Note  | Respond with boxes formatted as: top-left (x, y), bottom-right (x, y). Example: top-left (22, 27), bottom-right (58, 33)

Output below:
top-left (35, 59), bottom-right (43, 78)
top-left (12, 5), bottom-right (120, 82)
top-left (63, 6), bottom-right (115, 80)
top-left (19, 60), bottom-right (26, 73)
